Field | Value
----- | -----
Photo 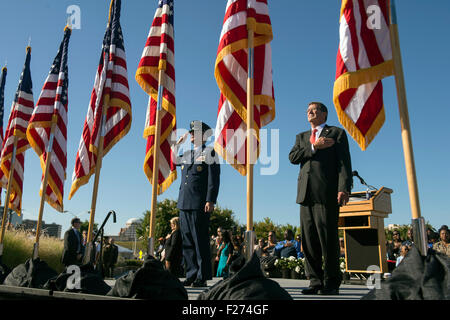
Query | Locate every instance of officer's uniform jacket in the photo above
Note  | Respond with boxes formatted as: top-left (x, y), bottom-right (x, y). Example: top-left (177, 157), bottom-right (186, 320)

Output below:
top-left (177, 145), bottom-right (220, 210)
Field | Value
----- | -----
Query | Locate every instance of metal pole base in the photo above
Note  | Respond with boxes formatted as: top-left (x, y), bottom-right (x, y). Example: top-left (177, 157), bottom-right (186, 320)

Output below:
top-left (412, 217), bottom-right (428, 256)
top-left (147, 237), bottom-right (155, 257)
top-left (244, 230), bottom-right (255, 262)
top-left (32, 243), bottom-right (39, 260)
top-left (82, 242), bottom-right (95, 265)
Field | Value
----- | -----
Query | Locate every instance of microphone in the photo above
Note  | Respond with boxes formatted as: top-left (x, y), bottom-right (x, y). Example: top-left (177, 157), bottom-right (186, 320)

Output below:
top-left (352, 170), bottom-right (367, 185)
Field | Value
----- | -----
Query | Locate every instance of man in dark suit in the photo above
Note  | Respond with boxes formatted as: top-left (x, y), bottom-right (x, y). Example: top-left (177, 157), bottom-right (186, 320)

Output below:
top-left (102, 237), bottom-right (119, 278)
top-left (61, 217), bottom-right (83, 267)
top-left (289, 102), bottom-right (352, 295)
top-left (176, 120), bottom-right (220, 287)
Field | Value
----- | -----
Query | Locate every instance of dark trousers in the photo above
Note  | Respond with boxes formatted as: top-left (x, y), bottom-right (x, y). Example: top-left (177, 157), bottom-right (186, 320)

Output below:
top-left (300, 202), bottom-right (341, 289)
top-left (179, 209), bottom-right (212, 281)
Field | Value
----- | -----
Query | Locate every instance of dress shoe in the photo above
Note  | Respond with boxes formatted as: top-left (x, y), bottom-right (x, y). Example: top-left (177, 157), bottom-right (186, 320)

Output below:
top-left (191, 280), bottom-right (207, 287)
top-left (301, 286), bottom-right (322, 295)
top-left (182, 278), bottom-right (195, 286)
top-left (318, 287), bottom-right (339, 295)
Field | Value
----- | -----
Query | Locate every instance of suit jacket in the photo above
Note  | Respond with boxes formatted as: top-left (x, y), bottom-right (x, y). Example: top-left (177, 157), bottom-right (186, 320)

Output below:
top-left (164, 229), bottom-right (182, 263)
top-left (103, 244), bottom-right (119, 265)
top-left (289, 125), bottom-right (352, 205)
top-left (61, 228), bottom-right (81, 266)
top-left (177, 145), bottom-right (220, 210)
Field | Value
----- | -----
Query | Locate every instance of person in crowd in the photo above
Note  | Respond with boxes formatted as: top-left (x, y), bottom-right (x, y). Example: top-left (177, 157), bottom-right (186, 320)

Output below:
top-left (289, 101), bottom-right (352, 295)
top-left (427, 228), bottom-right (437, 248)
top-left (102, 237), bottom-right (119, 278)
top-left (406, 227), bottom-right (414, 243)
top-left (213, 234), bottom-right (223, 276)
top-left (216, 230), bottom-right (233, 279)
top-left (61, 217), bottom-right (83, 267)
top-left (80, 230), bottom-right (88, 257)
top-left (254, 238), bottom-right (266, 258)
top-left (263, 230), bottom-right (277, 256)
top-left (164, 217), bottom-right (183, 276)
top-left (433, 225), bottom-right (450, 257)
top-left (387, 230), bottom-right (403, 261)
top-left (232, 235), bottom-right (243, 256)
top-left (156, 237), bottom-right (165, 261)
top-left (396, 241), bottom-right (412, 267)
top-left (274, 229), bottom-right (302, 259)
top-left (339, 238), bottom-right (345, 258)
top-left (176, 120), bottom-right (220, 288)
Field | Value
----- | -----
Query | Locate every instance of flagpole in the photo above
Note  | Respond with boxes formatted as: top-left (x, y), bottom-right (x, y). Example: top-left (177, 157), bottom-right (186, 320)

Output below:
top-left (147, 69), bottom-right (164, 256)
top-left (245, 6), bottom-right (255, 261)
top-left (83, 104), bottom-right (108, 265)
top-left (32, 114), bottom-right (58, 259)
top-left (0, 135), bottom-right (18, 257)
top-left (389, 0), bottom-right (426, 255)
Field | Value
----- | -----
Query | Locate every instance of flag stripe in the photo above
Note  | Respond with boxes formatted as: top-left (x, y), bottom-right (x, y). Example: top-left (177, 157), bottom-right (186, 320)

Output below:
top-left (214, 0), bottom-right (275, 176)
top-left (70, 0), bottom-right (132, 199)
top-left (0, 47), bottom-right (33, 215)
top-left (333, 0), bottom-right (394, 150)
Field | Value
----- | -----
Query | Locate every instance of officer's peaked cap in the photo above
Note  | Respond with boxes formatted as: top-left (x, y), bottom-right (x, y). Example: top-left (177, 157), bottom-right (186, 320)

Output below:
top-left (189, 120), bottom-right (211, 133)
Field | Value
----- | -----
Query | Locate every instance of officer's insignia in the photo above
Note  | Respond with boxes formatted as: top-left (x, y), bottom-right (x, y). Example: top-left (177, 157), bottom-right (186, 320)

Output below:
top-left (197, 166), bottom-right (203, 172)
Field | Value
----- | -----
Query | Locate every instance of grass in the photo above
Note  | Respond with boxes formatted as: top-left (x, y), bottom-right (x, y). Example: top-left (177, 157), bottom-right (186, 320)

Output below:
top-left (1, 229), bottom-right (65, 273)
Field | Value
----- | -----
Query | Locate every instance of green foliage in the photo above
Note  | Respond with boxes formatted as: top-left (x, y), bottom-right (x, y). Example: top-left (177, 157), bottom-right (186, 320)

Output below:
top-left (136, 199), bottom-right (179, 243)
top-left (80, 220), bottom-right (98, 234)
top-left (384, 221), bottom-right (435, 242)
top-left (209, 205), bottom-right (240, 236)
top-left (254, 218), bottom-right (300, 241)
top-left (136, 199), bottom-right (240, 250)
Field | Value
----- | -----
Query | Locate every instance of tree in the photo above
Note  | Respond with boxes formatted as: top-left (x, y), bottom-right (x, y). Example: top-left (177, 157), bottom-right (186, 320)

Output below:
top-left (136, 199), bottom-right (179, 243)
top-left (209, 205), bottom-right (240, 236)
top-left (136, 199), bottom-right (240, 250)
top-left (80, 220), bottom-right (98, 235)
top-left (254, 217), bottom-right (278, 241)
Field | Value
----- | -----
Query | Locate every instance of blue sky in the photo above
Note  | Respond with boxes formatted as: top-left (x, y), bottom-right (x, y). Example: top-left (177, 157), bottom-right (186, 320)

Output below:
top-left (0, 0), bottom-right (448, 237)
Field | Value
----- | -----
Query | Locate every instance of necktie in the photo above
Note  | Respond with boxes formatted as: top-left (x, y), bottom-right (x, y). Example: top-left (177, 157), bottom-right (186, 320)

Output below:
top-left (310, 129), bottom-right (318, 145)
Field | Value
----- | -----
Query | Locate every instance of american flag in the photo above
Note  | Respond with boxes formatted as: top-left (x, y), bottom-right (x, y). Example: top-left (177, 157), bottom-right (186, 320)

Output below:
top-left (136, 0), bottom-right (176, 194)
top-left (0, 66), bottom-right (6, 148)
top-left (27, 27), bottom-right (71, 212)
top-left (333, 0), bottom-right (394, 150)
top-left (214, 0), bottom-right (275, 175)
top-left (69, 0), bottom-right (131, 199)
top-left (0, 47), bottom-right (34, 215)
top-left (0, 66), bottom-right (6, 206)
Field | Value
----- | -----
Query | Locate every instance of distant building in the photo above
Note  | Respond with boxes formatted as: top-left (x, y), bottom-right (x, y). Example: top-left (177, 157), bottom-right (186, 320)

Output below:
top-left (43, 223), bottom-right (62, 238)
top-left (387, 224), bottom-right (400, 230)
top-left (115, 218), bottom-right (142, 241)
top-left (0, 206), bottom-right (23, 227)
top-left (19, 219), bottom-right (62, 238)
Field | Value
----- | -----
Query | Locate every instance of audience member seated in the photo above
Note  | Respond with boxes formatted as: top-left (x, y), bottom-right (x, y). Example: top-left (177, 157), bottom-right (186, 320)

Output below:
top-left (254, 238), bottom-right (265, 258)
top-left (433, 225), bottom-right (450, 257)
top-left (274, 229), bottom-right (302, 259)
top-left (263, 231), bottom-right (277, 256)
top-left (395, 241), bottom-right (412, 267)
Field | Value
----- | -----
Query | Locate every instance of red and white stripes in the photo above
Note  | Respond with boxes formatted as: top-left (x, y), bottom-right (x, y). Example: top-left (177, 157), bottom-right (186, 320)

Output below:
top-left (69, 0), bottom-right (131, 199)
top-left (135, 0), bottom-right (176, 195)
top-left (0, 47), bottom-right (34, 214)
top-left (334, 0), bottom-right (394, 150)
top-left (27, 27), bottom-right (71, 212)
top-left (214, 0), bottom-right (275, 175)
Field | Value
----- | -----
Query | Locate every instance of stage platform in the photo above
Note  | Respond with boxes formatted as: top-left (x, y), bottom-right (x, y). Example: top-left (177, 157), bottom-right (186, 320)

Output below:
top-left (0, 277), bottom-right (370, 300)
top-left (105, 277), bottom-right (371, 300)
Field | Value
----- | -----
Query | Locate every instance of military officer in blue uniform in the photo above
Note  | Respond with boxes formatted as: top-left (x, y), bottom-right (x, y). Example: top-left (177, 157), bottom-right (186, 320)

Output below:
top-left (176, 120), bottom-right (220, 287)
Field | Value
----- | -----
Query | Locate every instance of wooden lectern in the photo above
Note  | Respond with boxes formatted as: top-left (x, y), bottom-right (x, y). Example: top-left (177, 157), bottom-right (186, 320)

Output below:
top-left (338, 187), bottom-right (393, 274)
